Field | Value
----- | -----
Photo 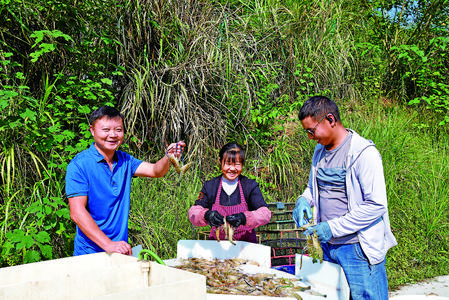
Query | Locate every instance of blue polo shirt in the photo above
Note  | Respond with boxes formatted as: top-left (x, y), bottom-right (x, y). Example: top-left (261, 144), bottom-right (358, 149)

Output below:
top-left (65, 143), bottom-right (143, 255)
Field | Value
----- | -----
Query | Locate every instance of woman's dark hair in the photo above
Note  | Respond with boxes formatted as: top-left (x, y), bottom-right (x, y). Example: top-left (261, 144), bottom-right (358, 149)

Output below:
top-left (89, 106), bottom-right (124, 125)
top-left (298, 96), bottom-right (341, 122)
top-left (219, 142), bottom-right (245, 166)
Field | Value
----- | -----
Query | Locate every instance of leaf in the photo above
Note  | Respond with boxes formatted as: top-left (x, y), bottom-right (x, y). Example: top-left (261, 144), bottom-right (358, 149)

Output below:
top-left (101, 78), bottom-right (113, 85)
top-left (398, 53), bottom-right (409, 59)
top-left (39, 43), bottom-right (56, 52)
top-left (30, 30), bottom-right (47, 47)
top-left (7, 229), bottom-right (25, 242)
top-left (53, 134), bottom-right (65, 143)
top-left (52, 196), bottom-right (66, 206)
top-left (19, 108), bottom-right (37, 121)
top-left (39, 244), bottom-right (53, 259)
top-left (1, 241), bottom-right (14, 255)
top-left (56, 222), bottom-right (67, 235)
top-left (25, 202), bottom-right (41, 214)
top-left (30, 52), bottom-right (41, 62)
top-left (0, 98), bottom-right (9, 110)
top-left (9, 119), bottom-right (21, 129)
top-left (0, 90), bottom-right (19, 101)
top-left (44, 205), bottom-right (52, 215)
top-left (34, 231), bottom-right (51, 244)
top-left (51, 30), bottom-right (73, 42)
top-left (56, 208), bottom-right (70, 218)
top-left (101, 36), bottom-right (111, 44)
top-left (15, 72), bottom-right (25, 79)
top-left (408, 98), bottom-right (421, 105)
top-left (62, 130), bottom-right (75, 139)
top-left (30, 43), bottom-right (56, 62)
top-left (78, 105), bottom-right (91, 114)
top-left (24, 250), bottom-right (40, 263)
top-left (16, 235), bottom-right (34, 250)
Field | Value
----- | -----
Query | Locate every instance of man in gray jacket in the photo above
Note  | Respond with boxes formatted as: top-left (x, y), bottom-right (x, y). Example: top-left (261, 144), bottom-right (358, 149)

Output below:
top-left (293, 96), bottom-right (397, 300)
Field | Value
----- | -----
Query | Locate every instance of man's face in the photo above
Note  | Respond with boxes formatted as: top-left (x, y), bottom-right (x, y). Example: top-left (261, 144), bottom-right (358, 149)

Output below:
top-left (90, 116), bottom-right (124, 156)
top-left (301, 115), bottom-right (331, 146)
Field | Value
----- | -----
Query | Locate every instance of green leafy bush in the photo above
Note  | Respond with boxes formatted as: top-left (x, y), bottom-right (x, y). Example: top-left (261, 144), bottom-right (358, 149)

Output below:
top-left (402, 37), bottom-right (449, 125)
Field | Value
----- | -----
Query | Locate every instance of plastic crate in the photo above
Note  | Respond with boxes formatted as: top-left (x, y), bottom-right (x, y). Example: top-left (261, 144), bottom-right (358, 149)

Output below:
top-left (261, 238), bottom-right (306, 248)
top-left (266, 202), bottom-right (296, 212)
top-left (258, 231), bottom-right (279, 241)
top-left (271, 247), bottom-right (303, 257)
top-left (258, 230), bottom-right (302, 241)
top-left (258, 220), bottom-right (301, 232)
top-left (270, 211), bottom-right (293, 222)
top-left (271, 255), bottom-right (295, 266)
top-left (273, 265), bottom-right (295, 275)
top-left (197, 230), bottom-right (210, 240)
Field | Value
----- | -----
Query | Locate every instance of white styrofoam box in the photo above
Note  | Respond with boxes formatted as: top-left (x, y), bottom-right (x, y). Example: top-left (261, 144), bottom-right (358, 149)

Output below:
top-left (169, 240), bottom-right (347, 300)
top-left (296, 254), bottom-right (350, 300)
top-left (176, 240), bottom-right (271, 268)
top-left (0, 252), bottom-right (206, 300)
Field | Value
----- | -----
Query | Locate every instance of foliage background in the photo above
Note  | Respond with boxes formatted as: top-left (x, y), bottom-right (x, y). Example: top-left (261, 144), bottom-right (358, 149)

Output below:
top-left (0, 0), bottom-right (448, 289)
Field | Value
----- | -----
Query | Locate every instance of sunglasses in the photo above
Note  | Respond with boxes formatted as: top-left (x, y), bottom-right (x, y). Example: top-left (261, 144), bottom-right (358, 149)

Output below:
top-left (304, 114), bottom-right (328, 136)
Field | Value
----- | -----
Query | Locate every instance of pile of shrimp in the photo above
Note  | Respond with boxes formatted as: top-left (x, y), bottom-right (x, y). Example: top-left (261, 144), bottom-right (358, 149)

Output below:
top-left (174, 257), bottom-right (309, 299)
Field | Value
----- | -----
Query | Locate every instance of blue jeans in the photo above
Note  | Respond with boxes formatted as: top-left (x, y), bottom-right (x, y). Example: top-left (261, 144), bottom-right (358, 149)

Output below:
top-left (321, 242), bottom-right (389, 300)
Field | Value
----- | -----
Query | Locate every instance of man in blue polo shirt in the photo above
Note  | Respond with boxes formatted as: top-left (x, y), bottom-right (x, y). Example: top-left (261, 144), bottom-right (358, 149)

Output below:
top-left (65, 106), bottom-right (185, 256)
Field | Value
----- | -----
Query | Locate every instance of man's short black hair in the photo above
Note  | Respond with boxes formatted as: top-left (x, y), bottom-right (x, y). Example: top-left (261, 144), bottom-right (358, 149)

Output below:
top-left (89, 106), bottom-right (124, 125)
top-left (298, 96), bottom-right (341, 122)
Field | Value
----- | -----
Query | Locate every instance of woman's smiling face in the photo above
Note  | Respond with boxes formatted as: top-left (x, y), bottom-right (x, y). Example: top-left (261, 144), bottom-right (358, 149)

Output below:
top-left (220, 153), bottom-right (243, 181)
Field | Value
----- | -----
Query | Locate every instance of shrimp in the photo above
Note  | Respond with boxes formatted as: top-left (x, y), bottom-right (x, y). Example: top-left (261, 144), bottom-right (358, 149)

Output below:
top-left (215, 220), bottom-right (236, 245)
top-left (300, 221), bottom-right (323, 265)
top-left (167, 153), bottom-right (192, 185)
top-left (311, 230), bottom-right (323, 263)
top-left (175, 258), bottom-right (309, 298)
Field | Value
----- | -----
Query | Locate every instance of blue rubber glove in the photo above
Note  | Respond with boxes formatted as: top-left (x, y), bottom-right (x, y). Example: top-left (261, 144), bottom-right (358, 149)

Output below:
top-left (305, 222), bottom-right (333, 243)
top-left (292, 196), bottom-right (312, 227)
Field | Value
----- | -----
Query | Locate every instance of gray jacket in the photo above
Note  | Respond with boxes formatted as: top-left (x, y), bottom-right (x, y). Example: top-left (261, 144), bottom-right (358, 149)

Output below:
top-left (300, 129), bottom-right (397, 265)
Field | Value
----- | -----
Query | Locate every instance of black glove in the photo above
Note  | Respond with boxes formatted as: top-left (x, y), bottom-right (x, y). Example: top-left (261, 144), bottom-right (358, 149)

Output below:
top-left (204, 210), bottom-right (225, 227)
top-left (226, 213), bottom-right (246, 228)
